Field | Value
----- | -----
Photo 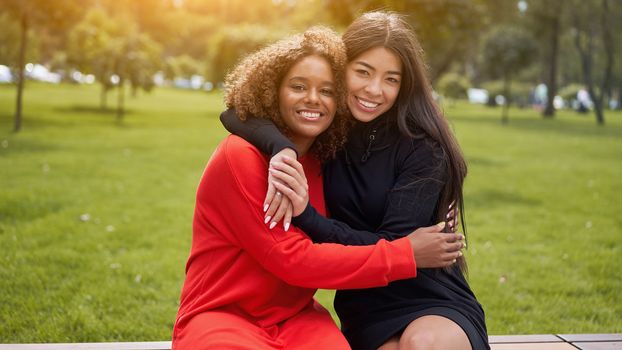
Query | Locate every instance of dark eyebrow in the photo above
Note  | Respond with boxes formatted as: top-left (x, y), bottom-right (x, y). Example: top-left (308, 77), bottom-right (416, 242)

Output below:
top-left (289, 76), bottom-right (334, 85)
top-left (353, 61), bottom-right (401, 76)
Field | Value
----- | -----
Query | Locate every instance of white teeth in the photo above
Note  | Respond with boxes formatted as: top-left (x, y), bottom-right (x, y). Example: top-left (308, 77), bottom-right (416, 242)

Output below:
top-left (300, 111), bottom-right (321, 118)
top-left (357, 97), bottom-right (380, 109)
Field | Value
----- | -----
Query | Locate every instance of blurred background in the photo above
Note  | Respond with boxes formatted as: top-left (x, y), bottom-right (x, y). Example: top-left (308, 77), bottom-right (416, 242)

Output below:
top-left (0, 0), bottom-right (621, 344)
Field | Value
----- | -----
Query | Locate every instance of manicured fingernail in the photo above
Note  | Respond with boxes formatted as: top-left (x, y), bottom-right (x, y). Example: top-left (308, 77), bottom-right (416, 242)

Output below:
top-left (269, 222), bottom-right (277, 229)
top-left (452, 259), bottom-right (457, 263)
top-left (264, 216), bottom-right (271, 224)
top-left (284, 222), bottom-right (290, 231)
top-left (436, 222), bottom-right (446, 229)
top-left (446, 212), bottom-right (451, 218)
top-left (263, 204), bottom-right (269, 212)
top-left (458, 251), bottom-right (463, 257)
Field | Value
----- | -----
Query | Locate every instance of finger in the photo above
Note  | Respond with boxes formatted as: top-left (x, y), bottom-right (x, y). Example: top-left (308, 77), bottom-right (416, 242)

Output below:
top-left (448, 233), bottom-right (465, 242)
top-left (447, 250), bottom-right (463, 261)
top-left (414, 222), bottom-right (446, 234)
top-left (269, 169), bottom-right (306, 196)
top-left (264, 186), bottom-right (283, 223)
top-left (446, 241), bottom-right (465, 252)
top-left (281, 156), bottom-right (308, 188)
top-left (272, 181), bottom-right (302, 203)
top-left (264, 174), bottom-right (277, 212)
top-left (448, 219), bottom-right (457, 233)
top-left (270, 198), bottom-right (290, 229)
top-left (271, 161), bottom-right (306, 190)
top-left (284, 204), bottom-right (293, 231)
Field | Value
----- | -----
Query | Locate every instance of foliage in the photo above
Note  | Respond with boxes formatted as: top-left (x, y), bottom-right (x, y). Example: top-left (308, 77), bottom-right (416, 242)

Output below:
top-left (164, 55), bottom-right (204, 81)
top-left (481, 80), bottom-right (533, 107)
top-left (206, 24), bottom-right (286, 83)
top-left (558, 83), bottom-right (585, 102)
top-left (323, 0), bottom-right (488, 82)
top-left (481, 26), bottom-right (537, 122)
top-left (481, 26), bottom-right (537, 81)
top-left (437, 73), bottom-right (470, 100)
top-left (0, 13), bottom-right (40, 69)
top-left (67, 8), bottom-right (162, 114)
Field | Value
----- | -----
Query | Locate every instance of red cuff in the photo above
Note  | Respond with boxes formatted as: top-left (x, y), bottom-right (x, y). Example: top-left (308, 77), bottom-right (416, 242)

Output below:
top-left (385, 237), bottom-right (417, 281)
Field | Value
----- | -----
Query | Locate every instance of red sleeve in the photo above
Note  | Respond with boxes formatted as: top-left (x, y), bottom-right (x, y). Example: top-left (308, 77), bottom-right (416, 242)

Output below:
top-left (196, 135), bottom-right (416, 289)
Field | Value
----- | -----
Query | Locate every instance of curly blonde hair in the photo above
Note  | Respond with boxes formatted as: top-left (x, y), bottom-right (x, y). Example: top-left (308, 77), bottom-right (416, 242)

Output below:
top-left (224, 26), bottom-right (351, 161)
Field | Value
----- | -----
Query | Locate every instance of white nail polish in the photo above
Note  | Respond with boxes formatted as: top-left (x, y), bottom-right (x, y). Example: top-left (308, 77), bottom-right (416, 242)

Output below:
top-left (269, 222), bottom-right (277, 229)
top-left (264, 216), bottom-right (271, 224)
top-left (263, 204), bottom-right (269, 212)
top-left (284, 222), bottom-right (290, 231)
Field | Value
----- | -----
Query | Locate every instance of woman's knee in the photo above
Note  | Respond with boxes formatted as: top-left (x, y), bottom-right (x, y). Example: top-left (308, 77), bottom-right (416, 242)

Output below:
top-left (397, 315), bottom-right (471, 350)
top-left (399, 328), bottom-right (437, 350)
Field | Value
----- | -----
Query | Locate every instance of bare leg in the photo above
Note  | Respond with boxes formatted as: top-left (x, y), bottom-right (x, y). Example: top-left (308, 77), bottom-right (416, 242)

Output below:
top-left (398, 315), bottom-right (471, 350)
top-left (378, 336), bottom-right (400, 350)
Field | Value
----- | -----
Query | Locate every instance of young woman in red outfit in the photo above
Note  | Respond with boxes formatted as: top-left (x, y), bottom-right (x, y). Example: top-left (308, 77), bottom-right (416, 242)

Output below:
top-left (173, 27), bottom-right (465, 350)
top-left (221, 12), bottom-right (489, 350)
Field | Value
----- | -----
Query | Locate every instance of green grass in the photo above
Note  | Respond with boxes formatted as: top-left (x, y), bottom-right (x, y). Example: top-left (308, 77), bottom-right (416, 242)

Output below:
top-left (0, 82), bottom-right (621, 342)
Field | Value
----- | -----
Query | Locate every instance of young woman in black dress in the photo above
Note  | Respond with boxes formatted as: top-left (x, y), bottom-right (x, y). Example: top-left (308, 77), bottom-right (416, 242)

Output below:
top-left (221, 11), bottom-right (488, 350)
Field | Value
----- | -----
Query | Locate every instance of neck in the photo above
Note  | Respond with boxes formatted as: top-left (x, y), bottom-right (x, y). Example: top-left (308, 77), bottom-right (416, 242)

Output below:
top-left (290, 136), bottom-right (314, 157)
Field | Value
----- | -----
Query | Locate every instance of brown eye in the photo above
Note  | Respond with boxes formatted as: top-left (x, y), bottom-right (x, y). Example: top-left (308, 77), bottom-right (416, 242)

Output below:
top-left (320, 88), bottom-right (334, 96)
top-left (291, 84), bottom-right (305, 91)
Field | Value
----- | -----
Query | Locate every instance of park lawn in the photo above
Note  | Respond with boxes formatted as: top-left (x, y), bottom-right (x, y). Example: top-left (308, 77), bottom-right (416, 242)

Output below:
top-left (0, 82), bottom-right (621, 342)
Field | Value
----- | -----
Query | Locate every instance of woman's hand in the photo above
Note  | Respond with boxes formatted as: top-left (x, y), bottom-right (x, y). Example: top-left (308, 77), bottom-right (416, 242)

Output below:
top-left (269, 156), bottom-right (309, 225)
top-left (264, 149), bottom-right (297, 231)
top-left (407, 222), bottom-right (465, 268)
top-left (446, 201), bottom-right (459, 233)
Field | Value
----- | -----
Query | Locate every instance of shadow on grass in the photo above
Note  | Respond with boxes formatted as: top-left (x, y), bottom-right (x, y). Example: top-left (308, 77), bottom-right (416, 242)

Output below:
top-left (0, 138), bottom-right (60, 157)
top-left (55, 105), bottom-right (135, 117)
top-left (0, 197), bottom-right (65, 226)
top-left (467, 189), bottom-right (541, 208)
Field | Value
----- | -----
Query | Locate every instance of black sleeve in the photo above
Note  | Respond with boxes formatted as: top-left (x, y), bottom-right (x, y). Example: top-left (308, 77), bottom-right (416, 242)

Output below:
top-left (292, 141), bottom-right (446, 246)
top-left (219, 108), bottom-right (298, 157)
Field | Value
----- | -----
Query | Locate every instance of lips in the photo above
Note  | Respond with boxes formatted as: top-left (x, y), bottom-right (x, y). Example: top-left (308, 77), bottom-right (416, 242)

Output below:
top-left (297, 109), bottom-right (323, 120)
top-left (354, 96), bottom-right (381, 111)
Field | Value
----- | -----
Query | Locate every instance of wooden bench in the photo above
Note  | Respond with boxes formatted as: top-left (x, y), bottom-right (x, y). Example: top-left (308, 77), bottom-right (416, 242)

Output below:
top-left (1, 334), bottom-right (620, 349)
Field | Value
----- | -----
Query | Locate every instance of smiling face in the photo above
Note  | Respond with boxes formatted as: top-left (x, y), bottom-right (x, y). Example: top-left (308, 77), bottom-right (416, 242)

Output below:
top-left (346, 46), bottom-right (402, 123)
top-left (279, 54), bottom-right (337, 155)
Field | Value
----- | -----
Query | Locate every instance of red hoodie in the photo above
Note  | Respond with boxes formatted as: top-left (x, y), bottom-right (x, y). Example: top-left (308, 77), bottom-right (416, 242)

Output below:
top-left (172, 135), bottom-right (417, 349)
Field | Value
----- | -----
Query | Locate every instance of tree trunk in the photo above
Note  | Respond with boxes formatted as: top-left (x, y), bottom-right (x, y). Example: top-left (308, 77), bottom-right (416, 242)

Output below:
top-left (573, 8), bottom-right (604, 125)
top-left (597, 0), bottom-right (614, 124)
top-left (502, 77), bottom-right (511, 124)
top-left (543, 12), bottom-right (560, 118)
top-left (14, 13), bottom-right (28, 133)
top-left (100, 84), bottom-right (108, 110)
top-left (116, 80), bottom-right (124, 121)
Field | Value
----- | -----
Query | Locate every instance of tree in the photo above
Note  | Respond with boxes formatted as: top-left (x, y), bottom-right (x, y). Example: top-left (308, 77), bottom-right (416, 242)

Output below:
top-left (67, 9), bottom-right (117, 110)
top-left (437, 73), bottom-right (470, 106)
top-left (0, 0), bottom-right (85, 132)
top-left (524, 0), bottom-right (564, 118)
top-left (206, 24), bottom-right (285, 83)
top-left (68, 9), bottom-right (162, 120)
top-left (569, 0), bottom-right (616, 125)
top-left (482, 26), bottom-right (537, 123)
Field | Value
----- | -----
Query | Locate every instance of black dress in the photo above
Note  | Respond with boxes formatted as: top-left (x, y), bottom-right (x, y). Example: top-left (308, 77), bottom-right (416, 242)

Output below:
top-left (220, 109), bottom-right (489, 350)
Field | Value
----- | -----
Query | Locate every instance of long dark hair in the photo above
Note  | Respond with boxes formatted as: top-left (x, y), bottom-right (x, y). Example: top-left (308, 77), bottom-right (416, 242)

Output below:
top-left (343, 11), bottom-right (468, 272)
